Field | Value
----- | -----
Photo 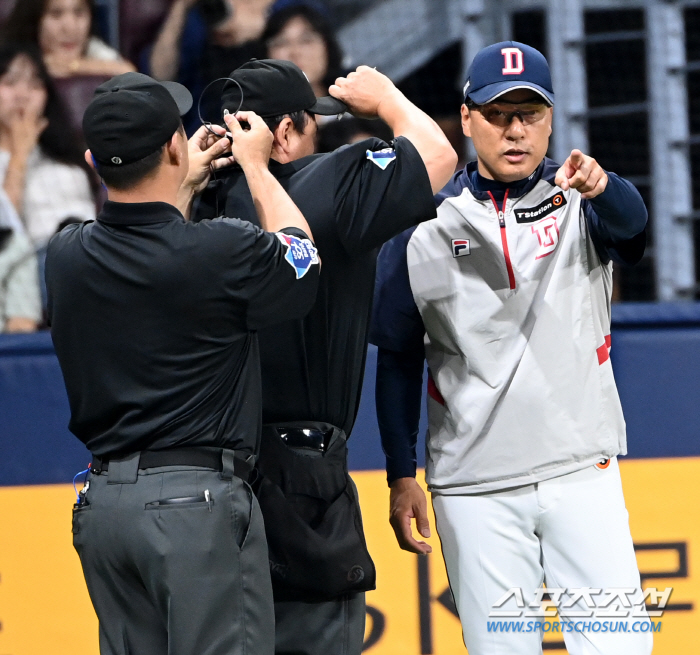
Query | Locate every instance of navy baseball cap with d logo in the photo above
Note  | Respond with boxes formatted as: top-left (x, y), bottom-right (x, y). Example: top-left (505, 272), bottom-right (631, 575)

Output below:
top-left (463, 41), bottom-right (555, 106)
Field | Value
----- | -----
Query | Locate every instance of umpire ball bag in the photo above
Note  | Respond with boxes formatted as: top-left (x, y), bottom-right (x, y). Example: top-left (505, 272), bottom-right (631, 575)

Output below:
top-left (254, 422), bottom-right (376, 601)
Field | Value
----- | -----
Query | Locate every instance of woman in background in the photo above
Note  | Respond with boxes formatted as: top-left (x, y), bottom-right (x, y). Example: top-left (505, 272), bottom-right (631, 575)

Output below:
top-left (0, 43), bottom-right (95, 247)
top-left (264, 1), bottom-right (345, 99)
top-left (2, 0), bottom-right (134, 78)
top-left (0, 190), bottom-right (41, 334)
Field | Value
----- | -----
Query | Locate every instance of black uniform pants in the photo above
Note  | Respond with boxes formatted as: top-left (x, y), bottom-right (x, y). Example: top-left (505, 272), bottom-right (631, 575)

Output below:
top-left (274, 592), bottom-right (366, 655)
top-left (72, 453), bottom-right (274, 655)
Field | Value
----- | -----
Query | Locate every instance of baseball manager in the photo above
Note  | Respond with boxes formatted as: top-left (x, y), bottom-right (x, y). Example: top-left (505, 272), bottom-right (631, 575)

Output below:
top-left (372, 42), bottom-right (652, 655)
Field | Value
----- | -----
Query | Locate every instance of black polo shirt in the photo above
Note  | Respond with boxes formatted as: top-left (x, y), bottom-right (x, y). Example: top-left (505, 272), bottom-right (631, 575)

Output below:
top-left (46, 201), bottom-right (319, 457)
top-left (195, 137), bottom-right (435, 435)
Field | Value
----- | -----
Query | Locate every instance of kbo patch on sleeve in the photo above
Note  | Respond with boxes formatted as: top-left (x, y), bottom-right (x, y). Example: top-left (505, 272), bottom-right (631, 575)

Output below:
top-left (276, 233), bottom-right (320, 279)
top-left (366, 148), bottom-right (397, 170)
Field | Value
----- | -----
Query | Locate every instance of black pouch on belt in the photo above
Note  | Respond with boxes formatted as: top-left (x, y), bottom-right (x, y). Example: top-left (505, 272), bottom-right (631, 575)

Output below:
top-left (253, 421), bottom-right (376, 601)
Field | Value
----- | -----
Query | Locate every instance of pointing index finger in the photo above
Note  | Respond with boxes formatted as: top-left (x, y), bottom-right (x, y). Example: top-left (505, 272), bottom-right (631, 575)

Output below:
top-left (569, 149), bottom-right (586, 169)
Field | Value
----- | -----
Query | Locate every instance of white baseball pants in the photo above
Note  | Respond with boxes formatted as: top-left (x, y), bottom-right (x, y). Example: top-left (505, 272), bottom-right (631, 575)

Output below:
top-left (432, 458), bottom-right (653, 655)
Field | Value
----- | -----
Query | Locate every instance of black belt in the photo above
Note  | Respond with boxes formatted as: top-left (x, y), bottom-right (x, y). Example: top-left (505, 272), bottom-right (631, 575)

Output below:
top-left (91, 448), bottom-right (254, 480)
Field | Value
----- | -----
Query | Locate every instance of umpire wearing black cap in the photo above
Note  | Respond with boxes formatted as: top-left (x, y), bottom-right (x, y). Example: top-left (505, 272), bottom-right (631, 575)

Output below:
top-left (46, 72), bottom-right (321, 655)
top-left (195, 60), bottom-right (457, 655)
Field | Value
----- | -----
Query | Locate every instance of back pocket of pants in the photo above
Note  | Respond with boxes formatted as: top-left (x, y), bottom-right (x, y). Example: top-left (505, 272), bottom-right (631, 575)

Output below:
top-left (145, 494), bottom-right (214, 510)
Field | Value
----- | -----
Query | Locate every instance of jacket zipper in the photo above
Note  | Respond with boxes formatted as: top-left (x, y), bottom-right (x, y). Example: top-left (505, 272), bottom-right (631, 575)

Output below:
top-left (487, 189), bottom-right (516, 290)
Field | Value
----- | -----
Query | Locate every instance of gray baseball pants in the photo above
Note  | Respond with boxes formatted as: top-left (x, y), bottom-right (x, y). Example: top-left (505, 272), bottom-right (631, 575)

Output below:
top-left (72, 452), bottom-right (274, 655)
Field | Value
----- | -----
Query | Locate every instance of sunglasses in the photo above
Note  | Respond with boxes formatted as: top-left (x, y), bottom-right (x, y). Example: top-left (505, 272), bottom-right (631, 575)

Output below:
top-left (471, 102), bottom-right (549, 128)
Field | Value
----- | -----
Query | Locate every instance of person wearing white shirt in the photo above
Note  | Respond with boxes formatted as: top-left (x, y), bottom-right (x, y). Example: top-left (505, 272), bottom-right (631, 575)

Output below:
top-left (0, 188), bottom-right (41, 333)
top-left (0, 43), bottom-right (96, 247)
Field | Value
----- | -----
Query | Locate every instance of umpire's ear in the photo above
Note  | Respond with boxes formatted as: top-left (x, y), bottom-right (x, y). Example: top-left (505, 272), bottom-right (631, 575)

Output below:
top-left (272, 116), bottom-right (294, 155)
top-left (461, 104), bottom-right (472, 138)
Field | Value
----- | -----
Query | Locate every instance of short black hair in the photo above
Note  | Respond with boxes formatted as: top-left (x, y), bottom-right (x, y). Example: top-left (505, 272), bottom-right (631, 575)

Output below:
top-left (263, 110), bottom-right (311, 135)
top-left (95, 124), bottom-right (185, 190)
top-left (96, 147), bottom-right (165, 190)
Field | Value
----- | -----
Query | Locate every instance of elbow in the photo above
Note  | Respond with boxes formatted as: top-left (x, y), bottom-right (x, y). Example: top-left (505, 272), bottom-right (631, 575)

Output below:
top-left (614, 208), bottom-right (648, 242)
top-left (427, 140), bottom-right (458, 194)
top-left (632, 210), bottom-right (648, 237)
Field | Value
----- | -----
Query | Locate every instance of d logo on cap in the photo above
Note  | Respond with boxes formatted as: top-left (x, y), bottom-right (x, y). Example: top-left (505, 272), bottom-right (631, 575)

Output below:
top-left (501, 47), bottom-right (525, 75)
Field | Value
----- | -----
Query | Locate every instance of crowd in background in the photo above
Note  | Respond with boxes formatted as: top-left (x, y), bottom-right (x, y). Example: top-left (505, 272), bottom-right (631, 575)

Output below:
top-left (0, 0), bottom-right (414, 334)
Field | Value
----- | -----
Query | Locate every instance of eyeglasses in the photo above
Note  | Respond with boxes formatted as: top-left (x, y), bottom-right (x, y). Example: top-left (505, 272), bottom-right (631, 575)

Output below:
top-left (472, 103), bottom-right (549, 128)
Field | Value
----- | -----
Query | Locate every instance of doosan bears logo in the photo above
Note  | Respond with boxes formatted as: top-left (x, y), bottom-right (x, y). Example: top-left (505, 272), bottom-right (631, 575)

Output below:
top-left (276, 233), bottom-right (319, 279)
top-left (531, 216), bottom-right (560, 260)
top-left (501, 47), bottom-right (524, 75)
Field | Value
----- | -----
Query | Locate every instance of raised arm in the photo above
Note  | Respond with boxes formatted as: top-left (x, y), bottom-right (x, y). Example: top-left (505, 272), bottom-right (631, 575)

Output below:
top-left (224, 111), bottom-right (315, 242)
top-left (329, 66), bottom-right (457, 193)
top-left (149, 0), bottom-right (197, 81)
top-left (556, 149), bottom-right (647, 263)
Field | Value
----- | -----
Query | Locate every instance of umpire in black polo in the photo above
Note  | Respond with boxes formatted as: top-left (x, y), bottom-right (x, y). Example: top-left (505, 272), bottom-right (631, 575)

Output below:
top-left (195, 60), bottom-right (457, 655)
top-left (45, 72), bottom-right (321, 655)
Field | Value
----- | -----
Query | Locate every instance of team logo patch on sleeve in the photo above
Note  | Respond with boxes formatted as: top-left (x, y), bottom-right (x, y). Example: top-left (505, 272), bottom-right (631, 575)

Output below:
top-left (366, 148), bottom-right (396, 170)
top-left (276, 233), bottom-right (319, 279)
top-left (452, 239), bottom-right (471, 257)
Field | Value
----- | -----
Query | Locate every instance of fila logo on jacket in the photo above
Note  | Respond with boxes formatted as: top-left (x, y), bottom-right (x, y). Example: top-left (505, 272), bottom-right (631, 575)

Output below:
top-left (406, 158), bottom-right (625, 495)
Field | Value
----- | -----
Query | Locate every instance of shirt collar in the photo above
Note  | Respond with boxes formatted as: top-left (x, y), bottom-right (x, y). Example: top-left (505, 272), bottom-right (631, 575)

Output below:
top-left (97, 200), bottom-right (185, 226)
top-left (463, 159), bottom-right (545, 201)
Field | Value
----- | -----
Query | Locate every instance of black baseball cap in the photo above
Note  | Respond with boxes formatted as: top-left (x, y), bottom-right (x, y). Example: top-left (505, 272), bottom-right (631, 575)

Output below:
top-left (463, 41), bottom-right (554, 106)
top-left (221, 59), bottom-right (346, 119)
top-left (83, 72), bottom-right (193, 166)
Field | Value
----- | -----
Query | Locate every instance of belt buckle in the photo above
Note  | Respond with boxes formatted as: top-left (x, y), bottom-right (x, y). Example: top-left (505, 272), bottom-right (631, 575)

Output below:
top-left (277, 428), bottom-right (331, 452)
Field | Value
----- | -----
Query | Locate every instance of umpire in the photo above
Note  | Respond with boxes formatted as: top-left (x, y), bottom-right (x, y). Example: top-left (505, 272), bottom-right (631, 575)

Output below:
top-left (46, 72), bottom-right (320, 655)
top-left (195, 60), bottom-right (457, 655)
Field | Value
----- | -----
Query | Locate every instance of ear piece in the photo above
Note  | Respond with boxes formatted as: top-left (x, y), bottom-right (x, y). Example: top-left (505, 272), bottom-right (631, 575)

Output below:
top-left (198, 76), bottom-right (244, 138)
top-left (89, 154), bottom-right (107, 192)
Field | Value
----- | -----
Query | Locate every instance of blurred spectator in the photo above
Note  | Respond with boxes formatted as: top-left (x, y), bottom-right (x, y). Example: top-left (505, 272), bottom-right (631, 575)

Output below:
top-left (0, 189), bottom-right (41, 334)
top-left (263, 1), bottom-right (345, 99)
top-left (149, 0), bottom-right (273, 130)
top-left (1, 0), bottom-right (135, 78)
top-left (316, 116), bottom-right (392, 153)
top-left (0, 43), bottom-right (96, 247)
